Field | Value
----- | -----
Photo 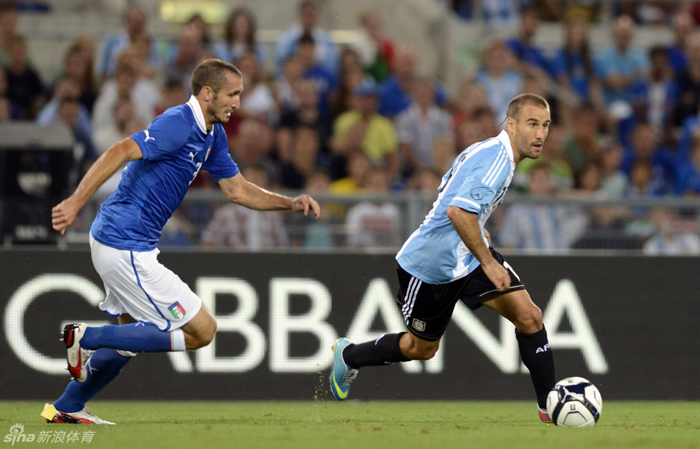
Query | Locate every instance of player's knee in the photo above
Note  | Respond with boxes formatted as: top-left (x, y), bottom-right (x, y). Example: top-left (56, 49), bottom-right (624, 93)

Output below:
top-left (515, 305), bottom-right (543, 333)
top-left (185, 317), bottom-right (217, 349)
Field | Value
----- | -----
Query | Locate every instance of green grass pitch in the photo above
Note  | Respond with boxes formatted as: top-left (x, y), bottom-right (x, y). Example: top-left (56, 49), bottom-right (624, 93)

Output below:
top-left (1, 401), bottom-right (699, 449)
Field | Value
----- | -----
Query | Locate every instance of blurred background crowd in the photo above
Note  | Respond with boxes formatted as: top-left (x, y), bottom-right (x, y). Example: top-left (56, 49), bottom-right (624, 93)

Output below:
top-left (2, 0), bottom-right (700, 254)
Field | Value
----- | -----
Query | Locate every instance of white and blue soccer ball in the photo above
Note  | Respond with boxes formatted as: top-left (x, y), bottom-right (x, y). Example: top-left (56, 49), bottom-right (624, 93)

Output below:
top-left (546, 377), bottom-right (602, 427)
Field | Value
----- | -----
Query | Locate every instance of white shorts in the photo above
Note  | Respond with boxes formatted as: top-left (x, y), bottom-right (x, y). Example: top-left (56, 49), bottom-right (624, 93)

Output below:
top-left (90, 233), bottom-right (202, 331)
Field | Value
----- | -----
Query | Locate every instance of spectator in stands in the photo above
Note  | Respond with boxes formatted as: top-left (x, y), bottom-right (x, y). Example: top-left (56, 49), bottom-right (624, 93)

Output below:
top-left (330, 150), bottom-right (371, 194)
top-left (594, 15), bottom-right (649, 108)
top-left (130, 33), bottom-right (159, 81)
top-left (345, 167), bottom-right (400, 248)
top-left (4, 35), bottom-right (43, 119)
top-left (377, 46), bottom-right (448, 119)
top-left (275, 0), bottom-right (338, 75)
top-left (506, 7), bottom-right (552, 77)
top-left (563, 102), bottom-right (602, 175)
top-left (405, 167), bottom-right (442, 193)
top-left (159, 210), bottom-right (195, 248)
top-left (99, 5), bottom-right (158, 79)
top-left (638, 46), bottom-right (678, 140)
top-left (0, 2), bottom-right (18, 66)
top-left (621, 122), bottom-right (676, 195)
top-left (273, 55), bottom-right (304, 114)
top-left (479, 0), bottom-right (523, 27)
top-left (93, 97), bottom-right (145, 194)
top-left (625, 159), bottom-right (660, 198)
top-left (154, 79), bottom-right (188, 116)
top-left (476, 41), bottom-right (523, 122)
top-left (37, 77), bottom-right (91, 135)
top-left (280, 125), bottom-right (322, 189)
top-left (674, 132), bottom-right (700, 196)
top-left (452, 81), bottom-right (488, 134)
top-left (551, 12), bottom-right (602, 104)
top-left (276, 79), bottom-right (332, 164)
top-left (54, 44), bottom-right (98, 114)
top-left (674, 32), bottom-right (700, 128)
top-left (0, 65), bottom-right (21, 120)
top-left (643, 207), bottom-right (700, 255)
top-left (214, 7), bottom-right (267, 64)
top-left (56, 97), bottom-right (97, 183)
top-left (201, 165), bottom-right (289, 249)
top-left (330, 64), bottom-right (367, 122)
top-left (236, 52), bottom-right (278, 124)
top-left (500, 164), bottom-right (587, 251)
top-left (513, 125), bottom-right (573, 192)
top-left (184, 13), bottom-right (212, 50)
top-left (395, 77), bottom-right (453, 177)
top-left (350, 10), bottom-right (395, 82)
top-left (432, 136), bottom-right (457, 176)
top-left (92, 54), bottom-right (159, 133)
top-left (229, 118), bottom-right (279, 183)
top-left (597, 136), bottom-right (628, 198)
top-left (297, 32), bottom-right (336, 115)
top-left (164, 24), bottom-right (205, 96)
top-left (667, 11), bottom-right (694, 75)
top-left (331, 80), bottom-right (399, 178)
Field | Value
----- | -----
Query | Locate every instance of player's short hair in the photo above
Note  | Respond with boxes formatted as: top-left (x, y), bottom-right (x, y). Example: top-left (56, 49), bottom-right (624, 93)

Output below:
top-left (191, 58), bottom-right (242, 96)
top-left (506, 93), bottom-right (549, 120)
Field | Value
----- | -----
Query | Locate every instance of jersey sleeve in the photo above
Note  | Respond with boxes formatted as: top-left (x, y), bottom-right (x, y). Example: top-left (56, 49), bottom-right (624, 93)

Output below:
top-left (449, 148), bottom-right (508, 213)
top-left (203, 125), bottom-right (240, 181)
top-left (131, 112), bottom-right (191, 161)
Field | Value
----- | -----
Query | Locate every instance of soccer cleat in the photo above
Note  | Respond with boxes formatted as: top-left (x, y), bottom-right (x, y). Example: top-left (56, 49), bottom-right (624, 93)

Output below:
top-left (329, 338), bottom-right (358, 401)
top-left (63, 323), bottom-right (94, 382)
top-left (538, 406), bottom-right (553, 424)
top-left (41, 403), bottom-right (115, 425)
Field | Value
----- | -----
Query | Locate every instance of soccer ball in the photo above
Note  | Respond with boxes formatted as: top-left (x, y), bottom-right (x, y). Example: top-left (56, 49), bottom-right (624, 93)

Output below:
top-left (546, 377), bottom-right (602, 427)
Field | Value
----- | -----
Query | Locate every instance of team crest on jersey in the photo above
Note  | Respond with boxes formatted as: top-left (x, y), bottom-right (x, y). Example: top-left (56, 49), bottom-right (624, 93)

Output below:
top-left (168, 302), bottom-right (186, 320)
top-left (205, 146), bottom-right (212, 161)
top-left (412, 319), bottom-right (426, 332)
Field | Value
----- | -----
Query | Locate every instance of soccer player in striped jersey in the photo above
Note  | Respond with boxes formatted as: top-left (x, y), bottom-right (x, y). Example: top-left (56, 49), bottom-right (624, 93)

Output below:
top-left (42, 59), bottom-right (320, 424)
top-left (330, 93), bottom-right (556, 423)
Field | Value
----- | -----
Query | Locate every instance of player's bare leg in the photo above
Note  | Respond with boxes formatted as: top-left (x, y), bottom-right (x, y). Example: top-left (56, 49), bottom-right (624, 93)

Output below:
top-left (482, 289), bottom-right (555, 422)
top-left (398, 332), bottom-right (440, 360)
top-left (180, 304), bottom-right (217, 350)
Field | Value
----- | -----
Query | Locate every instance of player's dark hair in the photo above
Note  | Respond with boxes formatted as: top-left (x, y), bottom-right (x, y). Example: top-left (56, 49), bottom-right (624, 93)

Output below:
top-left (191, 58), bottom-right (242, 96)
top-left (506, 93), bottom-right (549, 120)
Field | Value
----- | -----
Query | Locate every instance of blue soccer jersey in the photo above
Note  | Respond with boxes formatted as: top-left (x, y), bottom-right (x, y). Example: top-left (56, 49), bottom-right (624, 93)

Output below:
top-left (396, 130), bottom-right (515, 284)
top-left (91, 96), bottom-right (239, 251)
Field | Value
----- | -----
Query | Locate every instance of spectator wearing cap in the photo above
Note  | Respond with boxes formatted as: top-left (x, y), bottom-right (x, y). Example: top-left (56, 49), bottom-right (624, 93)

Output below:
top-left (331, 80), bottom-right (398, 178)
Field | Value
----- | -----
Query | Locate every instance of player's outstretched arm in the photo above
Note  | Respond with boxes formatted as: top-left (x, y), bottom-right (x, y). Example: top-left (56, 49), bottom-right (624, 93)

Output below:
top-left (447, 206), bottom-right (510, 291)
top-left (218, 173), bottom-right (321, 218)
top-left (52, 138), bottom-right (143, 235)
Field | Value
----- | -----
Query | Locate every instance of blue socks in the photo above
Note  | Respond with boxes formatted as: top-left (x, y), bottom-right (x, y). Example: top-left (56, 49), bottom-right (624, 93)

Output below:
top-left (80, 323), bottom-right (176, 352)
top-left (53, 349), bottom-right (132, 413)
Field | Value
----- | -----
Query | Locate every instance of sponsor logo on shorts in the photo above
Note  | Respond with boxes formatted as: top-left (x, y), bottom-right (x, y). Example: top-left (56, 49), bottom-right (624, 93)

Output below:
top-left (168, 302), bottom-right (186, 320)
top-left (412, 319), bottom-right (426, 332)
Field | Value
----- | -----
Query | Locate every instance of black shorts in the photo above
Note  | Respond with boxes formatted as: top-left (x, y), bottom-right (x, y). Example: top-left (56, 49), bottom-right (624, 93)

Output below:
top-left (396, 248), bottom-right (525, 341)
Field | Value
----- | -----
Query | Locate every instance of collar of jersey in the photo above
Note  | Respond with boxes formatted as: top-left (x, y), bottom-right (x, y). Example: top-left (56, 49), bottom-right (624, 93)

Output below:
top-left (186, 95), bottom-right (214, 136)
top-left (495, 130), bottom-right (514, 163)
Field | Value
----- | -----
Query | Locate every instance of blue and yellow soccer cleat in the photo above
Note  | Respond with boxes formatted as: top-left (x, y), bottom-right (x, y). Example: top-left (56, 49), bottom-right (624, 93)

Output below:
top-left (329, 338), bottom-right (358, 401)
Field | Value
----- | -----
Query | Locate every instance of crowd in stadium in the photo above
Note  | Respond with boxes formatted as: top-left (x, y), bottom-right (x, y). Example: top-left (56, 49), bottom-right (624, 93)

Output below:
top-left (2, 0), bottom-right (700, 252)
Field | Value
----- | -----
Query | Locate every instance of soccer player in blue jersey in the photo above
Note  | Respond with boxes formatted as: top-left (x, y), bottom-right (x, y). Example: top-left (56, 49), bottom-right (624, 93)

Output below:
top-left (41, 59), bottom-right (320, 424)
top-left (330, 93), bottom-right (556, 423)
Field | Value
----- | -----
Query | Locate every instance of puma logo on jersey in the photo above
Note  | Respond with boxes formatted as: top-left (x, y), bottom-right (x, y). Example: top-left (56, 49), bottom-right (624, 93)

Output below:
top-left (189, 152), bottom-right (196, 162)
top-left (144, 130), bottom-right (155, 142)
top-left (536, 343), bottom-right (550, 353)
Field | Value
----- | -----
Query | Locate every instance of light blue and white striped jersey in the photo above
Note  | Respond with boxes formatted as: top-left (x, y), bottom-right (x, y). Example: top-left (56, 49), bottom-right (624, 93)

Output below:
top-left (396, 130), bottom-right (515, 284)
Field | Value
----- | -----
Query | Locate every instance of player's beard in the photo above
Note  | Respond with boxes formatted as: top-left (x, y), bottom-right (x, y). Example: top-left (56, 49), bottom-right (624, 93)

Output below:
top-left (207, 94), bottom-right (232, 125)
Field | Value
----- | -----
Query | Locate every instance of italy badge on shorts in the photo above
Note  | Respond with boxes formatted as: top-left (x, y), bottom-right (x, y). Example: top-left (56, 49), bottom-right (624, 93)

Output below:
top-left (168, 302), bottom-right (186, 320)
